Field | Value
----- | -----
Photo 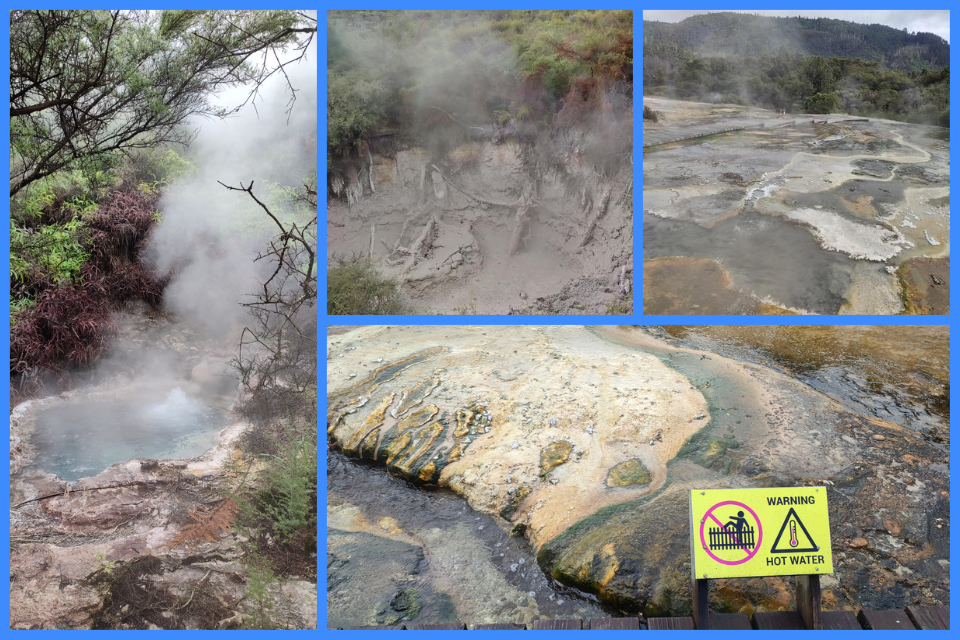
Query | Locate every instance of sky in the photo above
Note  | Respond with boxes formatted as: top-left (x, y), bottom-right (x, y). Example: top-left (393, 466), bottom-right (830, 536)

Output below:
top-left (642, 10), bottom-right (950, 43)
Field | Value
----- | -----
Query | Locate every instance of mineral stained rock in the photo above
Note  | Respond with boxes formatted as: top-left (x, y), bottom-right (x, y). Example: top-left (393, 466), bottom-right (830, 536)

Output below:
top-left (327, 325), bottom-right (949, 617)
top-left (327, 326), bottom-right (709, 552)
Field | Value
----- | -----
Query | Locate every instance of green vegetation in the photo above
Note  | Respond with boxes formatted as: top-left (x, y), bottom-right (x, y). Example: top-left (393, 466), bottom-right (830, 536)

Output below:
top-left (327, 256), bottom-right (407, 315)
top-left (643, 14), bottom-right (949, 70)
top-left (11, 10), bottom-right (316, 195)
top-left (328, 10), bottom-right (632, 161)
top-left (644, 15), bottom-right (949, 126)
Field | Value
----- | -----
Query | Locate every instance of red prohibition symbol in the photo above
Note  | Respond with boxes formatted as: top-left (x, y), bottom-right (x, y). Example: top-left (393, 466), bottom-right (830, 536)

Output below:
top-left (699, 500), bottom-right (763, 565)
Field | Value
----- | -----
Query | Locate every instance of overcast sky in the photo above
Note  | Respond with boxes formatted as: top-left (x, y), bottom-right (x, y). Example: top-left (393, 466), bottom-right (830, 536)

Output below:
top-left (642, 10), bottom-right (950, 43)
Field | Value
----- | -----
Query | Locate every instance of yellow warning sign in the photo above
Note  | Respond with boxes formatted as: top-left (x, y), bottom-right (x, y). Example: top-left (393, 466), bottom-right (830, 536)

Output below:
top-left (689, 487), bottom-right (833, 579)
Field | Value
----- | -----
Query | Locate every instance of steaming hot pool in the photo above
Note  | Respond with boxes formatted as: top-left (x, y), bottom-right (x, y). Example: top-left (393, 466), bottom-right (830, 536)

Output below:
top-left (29, 387), bottom-right (233, 483)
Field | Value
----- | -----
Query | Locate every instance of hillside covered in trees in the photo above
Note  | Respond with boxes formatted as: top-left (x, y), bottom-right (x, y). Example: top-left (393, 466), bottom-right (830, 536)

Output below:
top-left (329, 9), bottom-right (633, 167)
top-left (643, 13), bottom-right (949, 125)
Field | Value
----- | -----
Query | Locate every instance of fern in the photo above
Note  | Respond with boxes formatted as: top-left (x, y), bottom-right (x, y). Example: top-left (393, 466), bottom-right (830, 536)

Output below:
top-left (165, 498), bottom-right (240, 550)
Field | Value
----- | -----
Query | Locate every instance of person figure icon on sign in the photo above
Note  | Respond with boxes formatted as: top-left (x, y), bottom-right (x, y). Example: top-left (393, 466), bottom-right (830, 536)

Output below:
top-left (724, 511), bottom-right (748, 538)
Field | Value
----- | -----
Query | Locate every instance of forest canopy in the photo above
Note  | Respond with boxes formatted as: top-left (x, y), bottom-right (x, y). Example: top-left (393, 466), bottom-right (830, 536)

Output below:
top-left (643, 14), bottom-right (949, 126)
top-left (10, 9), bottom-right (316, 196)
top-left (328, 10), bottom-right (632, 162)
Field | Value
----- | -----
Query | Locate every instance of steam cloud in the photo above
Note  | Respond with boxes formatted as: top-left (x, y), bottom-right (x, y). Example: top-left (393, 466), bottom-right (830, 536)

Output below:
top-left (143, 34), bottom-right (317, 341)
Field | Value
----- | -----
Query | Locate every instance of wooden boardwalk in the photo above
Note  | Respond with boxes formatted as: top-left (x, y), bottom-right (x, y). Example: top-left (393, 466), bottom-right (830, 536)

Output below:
top-left (341, 605), bottom-right (948, 630)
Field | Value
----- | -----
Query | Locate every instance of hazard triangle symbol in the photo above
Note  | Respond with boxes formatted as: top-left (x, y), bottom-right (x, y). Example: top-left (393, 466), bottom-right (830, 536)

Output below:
top-left (770, 507), bottom-right (818, 553)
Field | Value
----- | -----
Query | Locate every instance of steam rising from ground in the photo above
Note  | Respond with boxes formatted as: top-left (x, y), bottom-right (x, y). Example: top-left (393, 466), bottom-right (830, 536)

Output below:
top-left (144, 33), bottom-right (317, 340)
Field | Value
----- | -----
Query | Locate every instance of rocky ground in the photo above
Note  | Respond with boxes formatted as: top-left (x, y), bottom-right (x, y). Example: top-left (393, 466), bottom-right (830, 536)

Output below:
top-left (643, 98), bottom-right (949, 315)
top-left (9, 307), bottom-right (317, 630)
top-left (327, 136), bottom-right (632, 315)
top-left (326, 325), bottom-right (949, 621)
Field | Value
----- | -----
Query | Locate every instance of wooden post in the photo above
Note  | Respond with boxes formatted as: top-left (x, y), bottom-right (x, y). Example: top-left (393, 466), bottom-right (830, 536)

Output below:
top-left (692, 578), bottom-right (710, 630)
top-left (796, 574), bottom-right (823, 630)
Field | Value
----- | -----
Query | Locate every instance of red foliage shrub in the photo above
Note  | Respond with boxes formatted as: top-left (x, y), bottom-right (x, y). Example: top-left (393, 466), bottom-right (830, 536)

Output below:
top-left (11, 188), bottom-right (169, 401)
top-left (11, 276), bottom-right (117, 400)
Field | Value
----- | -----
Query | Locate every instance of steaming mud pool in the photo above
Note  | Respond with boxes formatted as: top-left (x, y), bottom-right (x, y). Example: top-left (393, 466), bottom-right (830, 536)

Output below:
top-left (29, 387), bottom-right (232, 483)
top-left (326, 325), bottom-right (949, 627)
top-left (642, 98), bottom-right (950, 314)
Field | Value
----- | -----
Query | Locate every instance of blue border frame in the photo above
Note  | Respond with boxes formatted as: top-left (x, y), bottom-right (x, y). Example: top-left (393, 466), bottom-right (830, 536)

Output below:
top-left (1, 5), bottom-right (955, 635)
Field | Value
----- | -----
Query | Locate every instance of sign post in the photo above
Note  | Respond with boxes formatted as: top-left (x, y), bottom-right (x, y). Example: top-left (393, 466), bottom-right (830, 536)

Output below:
top-left (689, 487), bottom-right (833, 629)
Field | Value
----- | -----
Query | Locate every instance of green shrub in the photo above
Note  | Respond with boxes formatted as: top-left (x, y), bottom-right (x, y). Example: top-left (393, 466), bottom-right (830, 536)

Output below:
top-left (241, 552), bottom-right (277, 630)
top-left (328, 256), bottom-right (406, 315)
top-left (260, 428), bottom-right (317, 543)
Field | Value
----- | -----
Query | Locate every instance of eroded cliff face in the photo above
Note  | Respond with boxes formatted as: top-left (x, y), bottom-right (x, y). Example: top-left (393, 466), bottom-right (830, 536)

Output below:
top-left (328, 137), bottom-right (632, 314)
top-left (327, 325), bottom-right (949, 617)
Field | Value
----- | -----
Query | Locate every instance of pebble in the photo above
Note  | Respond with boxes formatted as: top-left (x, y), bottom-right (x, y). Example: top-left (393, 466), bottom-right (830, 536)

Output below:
top-left (850, 538), bottom-right (869, 548)
top-left (903, 476), bottom-right (915, 485)
top-left (348, 373), bottom-right (357, 378)
top-left (873, 434), bottom-right (885, 441)
top-left (550, 418), bottom-right (557, 425)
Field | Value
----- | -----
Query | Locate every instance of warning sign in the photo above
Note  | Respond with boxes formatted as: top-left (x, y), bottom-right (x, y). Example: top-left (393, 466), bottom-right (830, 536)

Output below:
top-left (690, 487), bottom-right (833, 579)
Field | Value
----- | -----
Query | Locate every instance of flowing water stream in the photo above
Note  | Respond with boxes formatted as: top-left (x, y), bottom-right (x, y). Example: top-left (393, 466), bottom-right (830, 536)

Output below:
top-left (327, 448), bottom-right (613, 628)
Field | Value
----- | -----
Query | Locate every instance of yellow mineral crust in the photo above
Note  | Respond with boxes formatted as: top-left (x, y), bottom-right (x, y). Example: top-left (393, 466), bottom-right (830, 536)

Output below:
top-left (327, 325), bottom-right (711, 551)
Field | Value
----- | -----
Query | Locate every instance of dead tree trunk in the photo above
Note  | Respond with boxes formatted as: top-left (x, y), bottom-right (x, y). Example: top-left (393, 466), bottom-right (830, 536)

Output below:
top-left (578, 188), bottom-right (611, 248)
top-left (508, 182), bottom-right (537, 256)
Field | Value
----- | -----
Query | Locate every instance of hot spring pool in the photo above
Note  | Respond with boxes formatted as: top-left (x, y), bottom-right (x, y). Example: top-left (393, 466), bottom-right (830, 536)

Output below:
top-left (29, 387), bottom-right (233, 482)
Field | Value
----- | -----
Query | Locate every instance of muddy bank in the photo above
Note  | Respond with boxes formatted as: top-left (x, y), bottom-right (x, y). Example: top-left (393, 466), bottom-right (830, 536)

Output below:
top-left (326, 325), bottom-right (949, 619)
top-left (643, 98), bottom-right (950, 314)
top-left (328, 137), bottom-right (632, 315)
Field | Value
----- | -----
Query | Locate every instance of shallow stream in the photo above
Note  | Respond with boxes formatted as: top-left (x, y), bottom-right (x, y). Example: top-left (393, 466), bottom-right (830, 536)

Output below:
top-left (327, 449), bottom-right (612, 628)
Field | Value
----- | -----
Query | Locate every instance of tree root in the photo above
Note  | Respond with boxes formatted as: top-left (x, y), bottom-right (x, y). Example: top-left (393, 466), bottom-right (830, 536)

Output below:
top-left (430, 164), bottom-right (517, 208)
top-left (578, 188), bottom-right (611, 248)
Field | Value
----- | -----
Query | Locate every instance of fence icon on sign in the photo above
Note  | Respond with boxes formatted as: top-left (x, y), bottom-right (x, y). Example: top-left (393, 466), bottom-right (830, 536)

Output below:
top-left (708, 510), bottom-right (755, 552)
top-left (708, 524), bottom-right (756, 551)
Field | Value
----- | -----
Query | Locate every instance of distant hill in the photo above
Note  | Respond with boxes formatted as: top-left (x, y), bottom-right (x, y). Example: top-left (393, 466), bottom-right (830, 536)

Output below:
top-left (643, 13), bottom-right (949, 71)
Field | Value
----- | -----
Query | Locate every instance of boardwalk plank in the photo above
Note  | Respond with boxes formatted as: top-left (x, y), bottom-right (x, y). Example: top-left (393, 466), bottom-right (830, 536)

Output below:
top-left (709, 613), bottom-right (751, 630)
top-left (822, 611), bottom-right (862, 630)
top-left (590, 617), bottom-right (640, 630)
top-left (906, 605), bottom-right (949, 630)
top-left (753, 611), bottom-right (804, 630)
top-left (472, 623), bottom-right (526, 630)
top-left (530, 618), bottom-right (583, 630)
top-left (858, 609), bottom-right (916, 630)
top-left (646, 617), bottom-right (695, 630)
